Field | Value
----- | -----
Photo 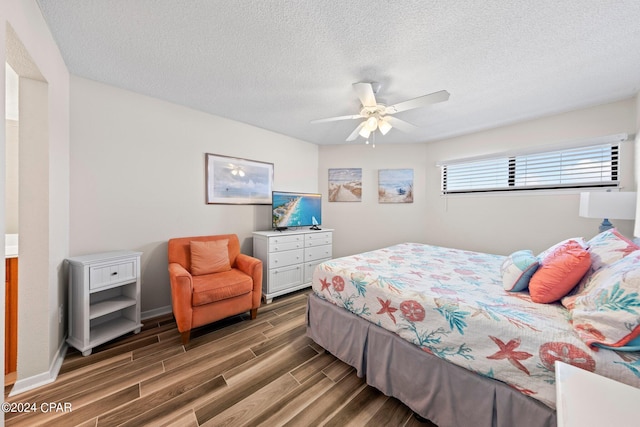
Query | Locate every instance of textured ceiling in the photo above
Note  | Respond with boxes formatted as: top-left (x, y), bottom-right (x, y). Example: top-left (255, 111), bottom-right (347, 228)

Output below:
top-left (36, 0), bottom-right (640, 145)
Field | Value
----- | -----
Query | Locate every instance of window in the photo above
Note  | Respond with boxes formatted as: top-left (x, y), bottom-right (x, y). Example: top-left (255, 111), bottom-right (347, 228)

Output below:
top-left (441, 142), bottom-right (619, 194)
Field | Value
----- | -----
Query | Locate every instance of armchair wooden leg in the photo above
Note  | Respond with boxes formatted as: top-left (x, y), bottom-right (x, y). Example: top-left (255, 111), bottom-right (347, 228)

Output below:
top-left (250, 308), bottom-right (258, 320)
top-left (181, 331), bottom-right (190, 345)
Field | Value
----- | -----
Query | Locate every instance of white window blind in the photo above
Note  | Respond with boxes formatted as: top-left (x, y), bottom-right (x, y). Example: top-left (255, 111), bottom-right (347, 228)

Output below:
top-left (441, 143), bottom-right (619, 194)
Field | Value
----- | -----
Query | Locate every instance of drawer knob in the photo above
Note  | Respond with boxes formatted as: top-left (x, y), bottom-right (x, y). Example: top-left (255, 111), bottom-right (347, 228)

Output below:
top-left (111, 272), bottom-right (118, 276)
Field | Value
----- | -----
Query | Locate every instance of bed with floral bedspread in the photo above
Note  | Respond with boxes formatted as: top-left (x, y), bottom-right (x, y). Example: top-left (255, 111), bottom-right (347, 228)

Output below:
top-left (309, 241), bottom-right (640, 416)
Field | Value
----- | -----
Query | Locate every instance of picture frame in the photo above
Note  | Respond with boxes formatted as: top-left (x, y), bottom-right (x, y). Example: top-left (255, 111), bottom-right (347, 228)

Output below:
top-left (328, 168), bottom-right (362, 202)
top-left (378, 169), bottom-right (414, 203)
top-left (205, 153), bottom-right (274, 204)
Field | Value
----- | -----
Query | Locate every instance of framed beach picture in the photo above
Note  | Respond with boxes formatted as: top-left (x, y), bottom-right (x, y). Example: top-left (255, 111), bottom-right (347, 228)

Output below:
top-left (378, 169), bottom-right (414, 203)
top-left (205, 153), bottom-right (274, 204)
top-left (328, 168), bottom-right (362, 202)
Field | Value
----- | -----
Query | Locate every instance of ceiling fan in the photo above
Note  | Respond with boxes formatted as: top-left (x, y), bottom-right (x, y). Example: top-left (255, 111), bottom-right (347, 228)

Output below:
top-left (311, 82), bottom-right (450, 142)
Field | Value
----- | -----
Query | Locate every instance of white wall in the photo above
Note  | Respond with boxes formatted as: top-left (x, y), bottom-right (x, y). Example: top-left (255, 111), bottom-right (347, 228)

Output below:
top-left (69, 77), bottom-right (319, 314)
top-left (426, 98), bottom-right (636, 255)
top-left (2, 0), bottom-right (70, 395)
top-left (319, 143), bottom-right (429, 258)
top-left (5, 119), bottom-right (18, 232)
top-left (320, 98), bottom-right (637, 258)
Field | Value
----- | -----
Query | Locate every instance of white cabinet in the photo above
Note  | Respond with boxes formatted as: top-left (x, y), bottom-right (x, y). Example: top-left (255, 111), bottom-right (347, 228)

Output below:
top-left (253, 229), bottom-right (333, 303)
top-left (67, 251), bottom-right (143, 356)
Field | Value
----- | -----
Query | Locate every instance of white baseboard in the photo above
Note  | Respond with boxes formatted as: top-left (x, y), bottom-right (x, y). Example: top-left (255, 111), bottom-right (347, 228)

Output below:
top-left (9, 339), bottom-right (68, 397)
top-left (141, 305), bottom-right (172, 320)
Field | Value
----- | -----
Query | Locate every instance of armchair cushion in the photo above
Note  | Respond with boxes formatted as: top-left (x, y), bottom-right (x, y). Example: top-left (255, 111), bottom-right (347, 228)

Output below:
top-left (190, 239), bottom-right (231, 276)
top-left (192, 269), bottom-right (253, 306)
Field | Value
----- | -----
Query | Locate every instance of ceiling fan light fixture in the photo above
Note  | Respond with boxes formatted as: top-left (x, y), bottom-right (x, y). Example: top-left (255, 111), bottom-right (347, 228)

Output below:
top-left (365, 116), bottom-right (378, 131)
top-left (378, 118), bottom-right (392, 135)
top-left (311, 82), bottom-right (449, 143)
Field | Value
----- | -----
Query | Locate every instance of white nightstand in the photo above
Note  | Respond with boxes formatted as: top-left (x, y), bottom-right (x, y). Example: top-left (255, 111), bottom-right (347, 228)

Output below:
top-left (66, 251), bottom-right (143, 356)
top-left (555, 361), bottom-right (640, 427)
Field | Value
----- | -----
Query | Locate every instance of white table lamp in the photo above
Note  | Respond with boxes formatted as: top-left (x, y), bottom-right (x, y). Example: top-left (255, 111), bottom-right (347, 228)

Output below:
top-left (579, 192), bottom-right (637, 233)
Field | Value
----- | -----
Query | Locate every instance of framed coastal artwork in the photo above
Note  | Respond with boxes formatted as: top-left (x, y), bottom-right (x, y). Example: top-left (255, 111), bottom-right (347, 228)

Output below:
top-left (378, 169), bottom-right (414, 203)
top-left (205, 153), bottom-right (273, 204)
top-left (328, 168), bottom-right (362, 202)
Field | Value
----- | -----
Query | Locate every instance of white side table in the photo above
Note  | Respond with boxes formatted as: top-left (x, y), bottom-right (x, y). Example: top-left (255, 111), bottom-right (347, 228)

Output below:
top-left (67, 251), bottom-right (143, 356)
top-left (555, 361), bottom-right (640, 427)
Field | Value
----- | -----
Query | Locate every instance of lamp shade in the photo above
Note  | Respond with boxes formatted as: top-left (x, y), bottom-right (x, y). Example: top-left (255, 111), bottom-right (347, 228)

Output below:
top-left (579, 192), bottom-right (637, 220)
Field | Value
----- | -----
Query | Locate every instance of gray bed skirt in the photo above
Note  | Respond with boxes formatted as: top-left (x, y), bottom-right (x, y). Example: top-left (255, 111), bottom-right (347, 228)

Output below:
top-left (306, 293), bottom-right (557, 427)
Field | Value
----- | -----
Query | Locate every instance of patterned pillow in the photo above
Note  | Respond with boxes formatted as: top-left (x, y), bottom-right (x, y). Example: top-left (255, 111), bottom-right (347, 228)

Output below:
top-left (500, 250), bottom-right (539, 292)
top-left (561, 229), bottom-right (640, 309)
top-left (569, 250), bottom-right (640, 349)
top-left (585, 229), bottom-right (640, 273)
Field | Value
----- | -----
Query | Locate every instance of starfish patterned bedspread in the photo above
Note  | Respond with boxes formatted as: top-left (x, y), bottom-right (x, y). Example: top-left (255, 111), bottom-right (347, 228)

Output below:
top-left (311, 243), bottom-right (640, 408)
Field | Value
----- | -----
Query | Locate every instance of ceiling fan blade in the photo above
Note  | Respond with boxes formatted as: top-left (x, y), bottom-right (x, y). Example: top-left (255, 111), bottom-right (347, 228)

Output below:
top-left (385, 90), bottom-right (450, 114)
top-left (346, 122), bottom-right (366, 141)
top-left (385, 116), bottom-right (417, 133)
top-left (310, 114), bottom-right (363, 124)
top-left (352, 82), bottom-right (377, 107)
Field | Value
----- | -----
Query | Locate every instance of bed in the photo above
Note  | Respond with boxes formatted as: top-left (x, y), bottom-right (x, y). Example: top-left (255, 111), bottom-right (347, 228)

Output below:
top-left (306, 234), bottom-right (640, 427)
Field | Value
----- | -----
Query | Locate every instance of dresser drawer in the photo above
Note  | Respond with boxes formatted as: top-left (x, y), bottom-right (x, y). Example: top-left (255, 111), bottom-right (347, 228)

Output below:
top-left (269, 239), bottom-right (303, 252)
top-left (89, 260), bottom-right (137, 290)
top-left (304, 259), bottom-right (326, 283)
top-left (305, 232), bottom-right (332, 247)
top-left (269, 249), bottom-right (303, 269)
top-left (305, 244), bottom-right (332, 262)
top-left (269, 234), bottom-right (303, 251)
top-left (268, 264), bottom-right (304, 293)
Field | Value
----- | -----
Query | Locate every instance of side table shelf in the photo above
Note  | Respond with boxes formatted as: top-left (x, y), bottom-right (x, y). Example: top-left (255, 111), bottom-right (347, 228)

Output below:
top-left (67, 251), bottom-right (143, 356)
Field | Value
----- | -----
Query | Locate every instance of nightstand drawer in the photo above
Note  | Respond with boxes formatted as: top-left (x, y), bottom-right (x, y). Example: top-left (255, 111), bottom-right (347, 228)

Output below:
top-left (89, 260), bottom-right (137, 290)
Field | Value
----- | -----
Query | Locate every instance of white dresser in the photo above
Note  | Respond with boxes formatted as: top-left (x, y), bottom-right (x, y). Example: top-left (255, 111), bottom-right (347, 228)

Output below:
top-left (253, 229), bottom-right (333, 303)
top-left (67, 251), bottom-right (143, 356)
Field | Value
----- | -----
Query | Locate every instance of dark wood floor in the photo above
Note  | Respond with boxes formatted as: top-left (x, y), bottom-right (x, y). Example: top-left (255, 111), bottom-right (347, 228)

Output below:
top-left (4, 289), bottom-right (435, 426)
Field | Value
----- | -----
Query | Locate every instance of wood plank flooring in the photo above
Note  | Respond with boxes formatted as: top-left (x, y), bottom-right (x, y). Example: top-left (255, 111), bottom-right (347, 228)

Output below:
top-left (3, 290), bottom-right (436, 426)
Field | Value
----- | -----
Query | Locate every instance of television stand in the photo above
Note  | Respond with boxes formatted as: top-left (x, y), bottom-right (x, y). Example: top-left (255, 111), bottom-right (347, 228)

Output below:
top-left (310, 225), bottom-right (321, 230)
top-left (252, 228), bottom-right (333, 303)
top-left (274, 227), bottom-right (288, 232)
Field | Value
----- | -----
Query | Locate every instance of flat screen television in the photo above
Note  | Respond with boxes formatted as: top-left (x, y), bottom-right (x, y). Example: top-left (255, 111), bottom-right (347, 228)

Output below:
top-left (272, 191), bottom-right (322, 230)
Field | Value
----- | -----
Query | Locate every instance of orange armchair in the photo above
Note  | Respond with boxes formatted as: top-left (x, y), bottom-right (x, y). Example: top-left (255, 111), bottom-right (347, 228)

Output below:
top-left (168, 234), bottom-right (262, 344)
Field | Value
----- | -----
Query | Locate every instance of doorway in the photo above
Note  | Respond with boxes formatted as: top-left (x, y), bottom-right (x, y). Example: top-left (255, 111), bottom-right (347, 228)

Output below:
top-left (4, 61), bottom-right (19, 385)
top-left (4, 23), bottom-right (49, 390)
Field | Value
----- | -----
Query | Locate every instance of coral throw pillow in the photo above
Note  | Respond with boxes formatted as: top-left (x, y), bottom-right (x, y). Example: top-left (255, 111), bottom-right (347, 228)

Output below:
top-left (529, 241), bottom-right (591, 303)
top-left (190, 239), bottom-right (231, 276)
